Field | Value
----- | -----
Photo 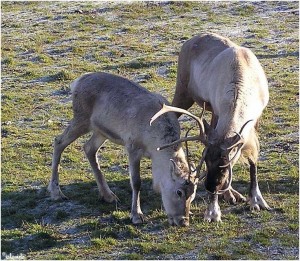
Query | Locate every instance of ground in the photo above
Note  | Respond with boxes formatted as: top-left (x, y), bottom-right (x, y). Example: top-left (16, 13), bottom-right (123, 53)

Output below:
top-left (1, 1), bottom-right (299, 260)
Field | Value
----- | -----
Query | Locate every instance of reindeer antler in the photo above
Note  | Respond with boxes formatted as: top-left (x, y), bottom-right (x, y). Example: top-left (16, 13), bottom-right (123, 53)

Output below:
top-left (226, 119), bottom-right (254, 150)
top-left (219, 119), bottom-right (254, 168)
top-left (184, 127), bottom-right (194, 183)
top-left (150, 104), bottom-right (207, 150)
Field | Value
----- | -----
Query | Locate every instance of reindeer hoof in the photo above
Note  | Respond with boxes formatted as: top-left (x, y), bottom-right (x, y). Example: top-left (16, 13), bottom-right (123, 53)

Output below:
top-left (204, 210), bottom-right (222, 222)
top-left (204, 215), bottom-right (222, 223)
top-left (250, 204), bottom-right (261, 212)
top-left (131, 214), bottom-right (144, 224)
top-left (250, 202), bottom-right (271, 211)
top-left (222, 191), bottom-right (237, 204)
top-left (48, 184), bottom-right (68, 201)
top-left (51, 193), bottom-right (68, 201)
top-left (248, 193), bottom-right (271, 212)
top-left (101, 191), bottom-right (119, 203)
top-left (223, 187), bottom-right (246, 204)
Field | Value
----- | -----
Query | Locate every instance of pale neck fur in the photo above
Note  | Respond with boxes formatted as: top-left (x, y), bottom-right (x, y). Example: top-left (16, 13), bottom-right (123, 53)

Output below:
top-left (215, 113), bottom-right (255, 142)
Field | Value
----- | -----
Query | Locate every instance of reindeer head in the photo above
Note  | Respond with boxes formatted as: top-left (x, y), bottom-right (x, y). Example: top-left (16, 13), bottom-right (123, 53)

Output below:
top-left (160, 158), bottom-right (198, 226)
top-left (150, 104), bottom-right (252, 196)
top-left (204, 143), bottom-right (230, 193)
top-left (202, 120), bottom-right (251, 194)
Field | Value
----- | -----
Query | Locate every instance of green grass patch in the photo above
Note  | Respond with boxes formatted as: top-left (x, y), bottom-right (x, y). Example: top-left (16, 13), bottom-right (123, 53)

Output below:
top-left (1, 1), bottom-right (298, 260)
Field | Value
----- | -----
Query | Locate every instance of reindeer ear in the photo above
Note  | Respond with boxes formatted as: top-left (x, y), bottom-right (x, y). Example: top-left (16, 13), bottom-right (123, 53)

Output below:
top-left (169, 159), bottom-right (179, 181)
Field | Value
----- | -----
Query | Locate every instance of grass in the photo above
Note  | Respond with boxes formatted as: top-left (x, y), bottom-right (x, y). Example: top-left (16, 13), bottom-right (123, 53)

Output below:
top-left (1, 1), bottom-right (299, 260)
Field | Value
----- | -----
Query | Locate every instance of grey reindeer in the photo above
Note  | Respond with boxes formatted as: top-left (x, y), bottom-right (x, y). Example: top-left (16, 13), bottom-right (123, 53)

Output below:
top-left (49, 72), bottom-right (198, 226)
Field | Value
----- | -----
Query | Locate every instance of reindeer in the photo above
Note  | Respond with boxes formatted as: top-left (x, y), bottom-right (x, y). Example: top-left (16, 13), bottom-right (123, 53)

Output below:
top-left (150, 32), bottom-right (271, 222)
top-left (49, 72), bottom-right (198, 226)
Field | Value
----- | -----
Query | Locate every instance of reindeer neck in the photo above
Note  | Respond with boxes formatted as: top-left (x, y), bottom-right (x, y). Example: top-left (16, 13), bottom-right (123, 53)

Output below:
top-left (215, 111), bottom-right (254, 142)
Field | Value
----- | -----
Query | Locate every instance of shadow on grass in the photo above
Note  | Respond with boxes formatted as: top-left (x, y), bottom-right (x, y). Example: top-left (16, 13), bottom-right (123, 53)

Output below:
top-left (1, 177), bottom-right (163, 255)
top-left (1, 174), bottom-right (298, 256)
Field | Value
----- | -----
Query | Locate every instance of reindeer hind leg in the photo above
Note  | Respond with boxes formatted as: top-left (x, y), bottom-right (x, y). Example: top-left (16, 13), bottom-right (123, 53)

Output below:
top-left (49, 118), bottom-right (90, 200)
top-left (248, 159), bottom-right (271, 211)
top-left (246, 131), bottom-right (271, 211)
top-left (83, 132), bottom-right (118, 203)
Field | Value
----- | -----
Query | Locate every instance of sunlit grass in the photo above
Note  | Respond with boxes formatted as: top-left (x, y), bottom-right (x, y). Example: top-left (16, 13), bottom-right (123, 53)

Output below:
top-left (1, 1), bottom-right (298, 260)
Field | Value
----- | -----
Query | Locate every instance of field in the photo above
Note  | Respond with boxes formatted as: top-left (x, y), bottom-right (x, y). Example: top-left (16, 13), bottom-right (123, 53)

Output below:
top-left (1, 1), bottom-right (299, 260)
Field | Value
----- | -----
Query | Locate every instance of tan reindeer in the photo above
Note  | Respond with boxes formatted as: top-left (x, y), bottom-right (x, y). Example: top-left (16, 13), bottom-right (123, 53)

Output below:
top-left (49, 72), bottom-right (198, 226)
top-left (151, 32), bottom-right (270, 222)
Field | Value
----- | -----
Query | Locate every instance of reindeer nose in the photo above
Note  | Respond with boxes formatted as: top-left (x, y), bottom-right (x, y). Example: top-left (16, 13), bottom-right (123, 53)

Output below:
top-left (180, 219), bottom-right (189, 227)
top-left (175, 216), bottom-right (189, 227)
top-left (170, 216), bottom-right (190, 227)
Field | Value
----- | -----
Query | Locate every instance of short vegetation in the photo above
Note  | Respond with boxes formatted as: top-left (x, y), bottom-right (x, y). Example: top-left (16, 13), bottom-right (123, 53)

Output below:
top-left (1, 1), bottom-right (298, 260)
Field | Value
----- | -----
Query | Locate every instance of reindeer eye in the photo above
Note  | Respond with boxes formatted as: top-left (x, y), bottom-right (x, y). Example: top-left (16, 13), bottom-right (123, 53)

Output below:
top-left (176, 189), bottom-right (183, 197)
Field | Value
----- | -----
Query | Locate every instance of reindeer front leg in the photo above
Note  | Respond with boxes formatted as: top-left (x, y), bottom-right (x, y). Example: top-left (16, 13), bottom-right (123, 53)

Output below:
top-left (248, 159), bottom-right (271, 211)
top-left (204, 193), bottom-right (221, 222)
top-left (128, 149), bottom-right (144, 224)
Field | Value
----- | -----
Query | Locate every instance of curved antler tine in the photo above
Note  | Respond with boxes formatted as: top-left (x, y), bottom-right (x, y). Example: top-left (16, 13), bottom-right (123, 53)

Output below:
top-left (150, 104), bottom-right (171, 126)
top-left (152, 103), bottom-right (208, 150)
top-left (219, 162), bottom-right (231, 168)
top-left (184, 127), bottom-right (193, 181)
top-left (225, 131), bottom-right (243, 151)
top-left (195, 147), bottom-right (208, 179)
top-left (220, 143), bottom-right (244, 168)
top-left (226, 139), bottom-right (244, 151)
top-left (150, 104), bottom-right (205, 138)
top-left (239, 119), bottom-right (254, 135)
top-left (157, 136), bottom-right (201, 151)
top-left (226, 119), bottom-right (254, 151)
